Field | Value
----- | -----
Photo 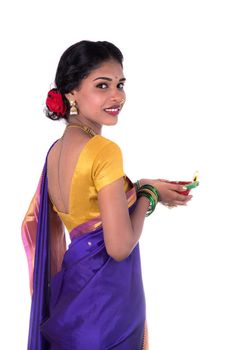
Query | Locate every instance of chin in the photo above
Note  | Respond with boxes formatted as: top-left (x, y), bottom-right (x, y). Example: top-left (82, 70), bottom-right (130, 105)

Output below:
top-left (104, 117), bottom-right (118, 126)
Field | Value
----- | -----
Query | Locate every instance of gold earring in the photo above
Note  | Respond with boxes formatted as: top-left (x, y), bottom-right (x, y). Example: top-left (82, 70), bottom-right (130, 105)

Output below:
top-left (69, 100), bottom-right (78, 115)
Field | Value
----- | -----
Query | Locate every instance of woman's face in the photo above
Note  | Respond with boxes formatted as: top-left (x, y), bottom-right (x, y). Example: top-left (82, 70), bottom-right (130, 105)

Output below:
top-left (67, 59), bottom-right (126, 130)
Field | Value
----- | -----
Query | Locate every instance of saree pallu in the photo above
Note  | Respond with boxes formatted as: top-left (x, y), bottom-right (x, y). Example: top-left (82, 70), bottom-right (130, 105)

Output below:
top-left (22, 145), bottom-right (149, 350)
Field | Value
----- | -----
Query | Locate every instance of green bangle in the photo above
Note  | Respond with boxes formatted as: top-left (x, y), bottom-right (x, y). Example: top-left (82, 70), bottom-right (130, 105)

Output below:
top-left (137, 188), bottom-right (158, 206)
top-left (137, 190), bottom-right (155, 207)
top-left (137, 190), bottom-right (156, 216)
top-left (139, 184), bottom-right (160, 201)
top-left (139, 195), bottom-right (155, 216)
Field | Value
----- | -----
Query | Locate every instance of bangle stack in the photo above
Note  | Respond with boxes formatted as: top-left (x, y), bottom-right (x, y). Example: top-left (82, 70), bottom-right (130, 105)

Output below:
top-left (134, 181), bottom-right (160, 217)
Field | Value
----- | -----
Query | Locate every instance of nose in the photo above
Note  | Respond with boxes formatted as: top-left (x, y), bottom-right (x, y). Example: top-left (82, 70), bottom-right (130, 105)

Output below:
top-left (110, 89), bottom-right (125, 104)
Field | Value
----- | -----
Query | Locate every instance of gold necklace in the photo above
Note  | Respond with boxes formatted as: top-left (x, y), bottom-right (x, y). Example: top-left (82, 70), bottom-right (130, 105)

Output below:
top-left (66, 123), bottom-right (96, 138)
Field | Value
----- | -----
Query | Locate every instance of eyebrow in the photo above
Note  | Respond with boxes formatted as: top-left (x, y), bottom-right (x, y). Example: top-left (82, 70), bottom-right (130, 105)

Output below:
top-left (93, 77), bottom-right (126, 82)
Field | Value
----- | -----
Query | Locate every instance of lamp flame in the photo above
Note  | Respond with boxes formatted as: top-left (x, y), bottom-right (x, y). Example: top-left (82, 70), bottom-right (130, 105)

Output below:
top-left (193, 171), bottom-right (199, 182)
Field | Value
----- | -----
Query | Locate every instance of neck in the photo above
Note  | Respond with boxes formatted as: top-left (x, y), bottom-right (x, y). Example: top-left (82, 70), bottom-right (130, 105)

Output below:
top-left (67, 116), bottom-right (102, 135)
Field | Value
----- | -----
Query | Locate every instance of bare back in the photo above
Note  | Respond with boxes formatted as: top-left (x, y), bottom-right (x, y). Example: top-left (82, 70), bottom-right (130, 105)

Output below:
top-left (47, 128), bottom-right (93, 214)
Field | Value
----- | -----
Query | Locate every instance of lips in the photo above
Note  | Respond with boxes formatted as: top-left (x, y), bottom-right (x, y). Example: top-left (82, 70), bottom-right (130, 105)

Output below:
top-left (104, 105), bottom-right (121, 116)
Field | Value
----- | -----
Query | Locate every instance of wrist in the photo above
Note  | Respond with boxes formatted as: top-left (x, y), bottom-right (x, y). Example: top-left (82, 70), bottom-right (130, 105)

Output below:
top-left (137, 184), bottom-right (159, 216)
top-left (137, 195), bottom-right (151, 214)
top-left (138, 195), bottom-right (151, 206)
top-left (139, 179), bottom-right (147, 187)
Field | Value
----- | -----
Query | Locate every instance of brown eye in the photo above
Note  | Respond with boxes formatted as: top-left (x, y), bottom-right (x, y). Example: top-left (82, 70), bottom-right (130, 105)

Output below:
top-left (118, 82), bottom-right (125, 90)
top-left (96, 83), bottom-right (108, 89)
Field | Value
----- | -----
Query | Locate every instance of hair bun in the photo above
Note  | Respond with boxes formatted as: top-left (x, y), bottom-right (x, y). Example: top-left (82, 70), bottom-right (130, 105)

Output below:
top-left (46, 88), bottom-right (67, 118)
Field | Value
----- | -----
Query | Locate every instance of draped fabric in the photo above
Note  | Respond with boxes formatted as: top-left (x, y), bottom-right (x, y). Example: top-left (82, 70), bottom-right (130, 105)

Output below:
top-left (41, 219), bottom-right (146, 349)
top-left (22, 144), bottom-right (149, 350)
top-left (22, 143), bottom-right (66, 349)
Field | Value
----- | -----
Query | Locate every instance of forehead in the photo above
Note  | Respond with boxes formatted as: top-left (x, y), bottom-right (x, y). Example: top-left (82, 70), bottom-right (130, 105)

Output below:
top-left (88, 60), bottom-right (124, 80)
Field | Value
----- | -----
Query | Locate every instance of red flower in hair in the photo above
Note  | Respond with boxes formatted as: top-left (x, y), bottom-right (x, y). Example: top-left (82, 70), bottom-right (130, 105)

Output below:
top-left (46, 89), bottom-right (67, 117)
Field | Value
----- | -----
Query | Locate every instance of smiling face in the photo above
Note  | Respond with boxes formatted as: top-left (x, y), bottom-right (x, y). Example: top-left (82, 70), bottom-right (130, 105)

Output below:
top-left (66, 59), bottom-right (126, 132)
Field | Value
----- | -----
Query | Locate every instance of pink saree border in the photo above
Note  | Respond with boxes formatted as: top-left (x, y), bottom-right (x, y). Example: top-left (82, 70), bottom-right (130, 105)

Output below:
top-left (21, 175), bottom-right (42, 295)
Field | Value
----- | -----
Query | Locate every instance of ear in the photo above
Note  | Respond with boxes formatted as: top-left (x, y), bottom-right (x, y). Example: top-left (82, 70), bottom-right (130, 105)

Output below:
top-left (65, 92), bottom-right (74, 100)
top-left (65, 90), bottom-right (78, 101)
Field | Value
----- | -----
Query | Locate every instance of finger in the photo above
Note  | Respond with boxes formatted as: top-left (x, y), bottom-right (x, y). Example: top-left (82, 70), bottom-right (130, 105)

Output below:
top-left (173, 200), bottom-right (188, 206)
top-left (164, 203), bottom-right (178, 209)
top-left (157, 179), bottom-right (170, 182)
top-left (173, 196), bottom-right (193, 205)
top-left (169, 183), bottom-right (191, 193)
top-left (172, 193), bottom-right (192, 202)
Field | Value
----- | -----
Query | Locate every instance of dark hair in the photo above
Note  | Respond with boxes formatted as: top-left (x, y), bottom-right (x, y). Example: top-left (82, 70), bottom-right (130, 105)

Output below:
top-left (46, 40), bottom-right (124, 120)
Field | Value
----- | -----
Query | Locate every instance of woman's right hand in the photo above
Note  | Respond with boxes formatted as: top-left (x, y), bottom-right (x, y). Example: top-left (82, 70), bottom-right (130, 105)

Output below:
top-left (139, 178), bottom-right (193, 207)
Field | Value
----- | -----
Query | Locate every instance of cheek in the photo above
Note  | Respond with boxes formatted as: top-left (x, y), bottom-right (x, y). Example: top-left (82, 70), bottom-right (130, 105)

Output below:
top-left (80, 92), bottom-right (103, 112)
top-left (84, 91), bottom-right (104, 106)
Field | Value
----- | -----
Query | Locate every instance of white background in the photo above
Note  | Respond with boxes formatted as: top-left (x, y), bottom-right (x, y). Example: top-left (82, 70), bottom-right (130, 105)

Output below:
top-left (1, 0), bottom-right (234, 349)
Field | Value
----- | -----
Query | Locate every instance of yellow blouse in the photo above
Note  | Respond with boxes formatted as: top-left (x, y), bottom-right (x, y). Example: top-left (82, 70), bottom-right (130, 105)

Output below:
top-left (52, 135), bottom-right (131, 232)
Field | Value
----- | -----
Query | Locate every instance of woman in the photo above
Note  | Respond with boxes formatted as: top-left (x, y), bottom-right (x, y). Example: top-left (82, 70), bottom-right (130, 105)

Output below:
top-left (22, 40), bottom-right (192, 350)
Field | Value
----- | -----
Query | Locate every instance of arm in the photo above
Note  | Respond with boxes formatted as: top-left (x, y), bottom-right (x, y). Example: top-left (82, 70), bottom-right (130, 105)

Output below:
top-left (98, 177), bottom-right (149, 262)
top-left (98, 177), bottom-right (193, 262)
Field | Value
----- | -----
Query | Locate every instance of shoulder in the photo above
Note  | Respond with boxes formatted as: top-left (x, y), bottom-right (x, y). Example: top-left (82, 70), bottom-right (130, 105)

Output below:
top-left (93, 135), bottom-right (122, 151)
top-left (92, 136), bottom-right (125, 191)
top-left (92, 135), bottom-right (123, 161)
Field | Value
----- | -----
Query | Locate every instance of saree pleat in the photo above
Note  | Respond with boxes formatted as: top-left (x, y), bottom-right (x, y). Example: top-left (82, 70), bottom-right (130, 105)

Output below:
top-left (22, 143), bottom-right (149, 350)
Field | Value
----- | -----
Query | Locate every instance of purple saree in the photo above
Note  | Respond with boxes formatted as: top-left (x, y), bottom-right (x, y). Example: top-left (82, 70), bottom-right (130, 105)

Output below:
top-left (22, 144), bottom-right (149, 350)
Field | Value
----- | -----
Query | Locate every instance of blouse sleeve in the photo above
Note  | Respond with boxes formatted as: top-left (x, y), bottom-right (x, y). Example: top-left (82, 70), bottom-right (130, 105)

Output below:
top-left (92, 141), bottom-right (125, 192)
